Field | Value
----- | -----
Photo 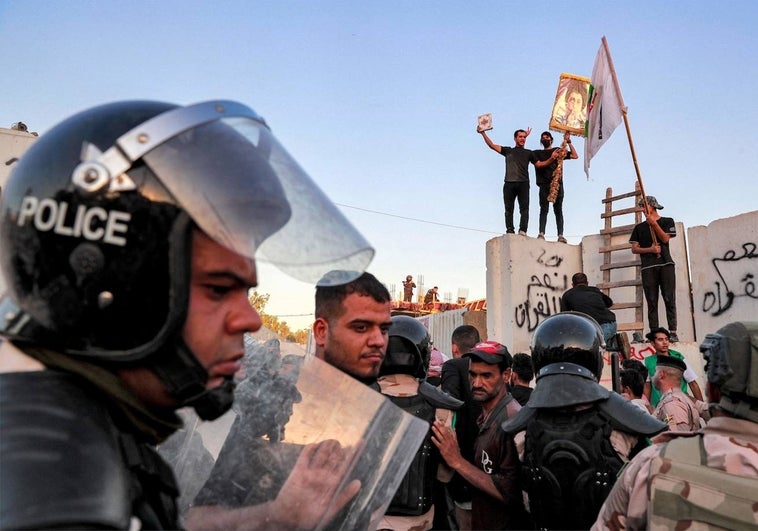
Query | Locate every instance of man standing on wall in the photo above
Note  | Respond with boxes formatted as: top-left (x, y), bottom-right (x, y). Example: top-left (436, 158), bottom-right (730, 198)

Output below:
top-left (531, 130), bottom-right (578, 243)
top-left (630, 195), bottom-right (679, 342)
top-left (478, 126), bottom-right (533, 236)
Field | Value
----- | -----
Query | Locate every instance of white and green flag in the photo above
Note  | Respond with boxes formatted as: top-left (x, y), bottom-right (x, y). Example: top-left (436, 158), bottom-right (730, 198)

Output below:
top-left (584, 37), bottom-right (626, 177)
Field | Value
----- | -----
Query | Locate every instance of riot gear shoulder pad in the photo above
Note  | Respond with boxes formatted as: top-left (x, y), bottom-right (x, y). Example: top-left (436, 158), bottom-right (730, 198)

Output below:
top-left (418, 380), bottom-right (463, 410)
top-left (598, 392), bottom-right (668, 436)
top-left (1, 370), bottom-right (131, 529)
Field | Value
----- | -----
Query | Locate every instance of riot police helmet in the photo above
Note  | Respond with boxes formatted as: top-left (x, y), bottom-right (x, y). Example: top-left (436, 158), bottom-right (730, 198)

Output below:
top-left (0, 100), bottom-right (374, 419)
top-left (531, 311), bottom-right (605, 380)
top-left (381, 315), bottom-right (431, 379)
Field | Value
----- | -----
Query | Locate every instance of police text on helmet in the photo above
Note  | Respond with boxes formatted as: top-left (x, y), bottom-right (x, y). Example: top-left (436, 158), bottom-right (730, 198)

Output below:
top-left (17, 196), bottom-right (131, 246)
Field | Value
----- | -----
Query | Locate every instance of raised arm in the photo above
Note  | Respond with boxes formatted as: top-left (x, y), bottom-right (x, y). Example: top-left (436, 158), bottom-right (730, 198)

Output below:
top-left (478, 130), bottom-right (502, 153)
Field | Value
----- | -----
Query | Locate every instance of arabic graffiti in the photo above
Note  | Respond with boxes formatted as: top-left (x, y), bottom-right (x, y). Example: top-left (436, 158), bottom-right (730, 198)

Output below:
top-left (701, 242), bottom-right (757, 316)
top-left (514, 271), bottom-right (568, 332)
top-left (602, 344), bottom-right (654, 365)
top-left (536, 249), bottom-right (564, 268)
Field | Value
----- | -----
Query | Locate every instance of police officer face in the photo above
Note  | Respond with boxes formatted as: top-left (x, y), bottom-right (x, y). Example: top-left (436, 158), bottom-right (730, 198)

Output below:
top-left (469, 361), bottom-right (510, 405)
top-left (313, 293), bottom-right (393, 381)
top-left (118, 230), bottom-right (261, 408)
top-left (183, 230), bottom-right (262, 390)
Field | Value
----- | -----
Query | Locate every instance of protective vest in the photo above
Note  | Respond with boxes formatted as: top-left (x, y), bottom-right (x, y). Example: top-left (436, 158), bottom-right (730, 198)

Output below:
top-left (649, 435), bottom-right (758, 530)
top-left (383, 392), bottom-right (437, 516)
top-left (523, 407), bottom-right (624, 530)
top-left (0, 370), bottom-right (179, 530)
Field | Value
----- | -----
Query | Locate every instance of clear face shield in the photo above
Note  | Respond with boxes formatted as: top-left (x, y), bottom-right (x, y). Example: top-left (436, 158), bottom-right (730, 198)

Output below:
top-left (159, 337), bottom-right (429, 530)
top-left (78, 100), bottom-right (373, 283)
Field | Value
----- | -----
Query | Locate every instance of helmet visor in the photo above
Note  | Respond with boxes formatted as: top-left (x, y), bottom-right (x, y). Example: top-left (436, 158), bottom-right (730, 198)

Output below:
top-left (141, 114), bottom-right (373, 283)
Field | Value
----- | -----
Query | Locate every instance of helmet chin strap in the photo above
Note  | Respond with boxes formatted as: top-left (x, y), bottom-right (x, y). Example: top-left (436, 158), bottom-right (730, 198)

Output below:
top-left (149, 337), bottom-right (235, 421)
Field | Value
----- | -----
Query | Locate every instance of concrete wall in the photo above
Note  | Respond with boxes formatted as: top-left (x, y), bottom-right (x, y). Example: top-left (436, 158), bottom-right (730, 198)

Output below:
top-left (486, 233), bottom-right (581, 353)
top-left (688, 211), bottom-right (758, 338)
top-left (485, 210), bottom-right (757, 387)
top-left (0, 129), bottom-right (38, 294)
top-left (0, 127), bottom-right (37, 188)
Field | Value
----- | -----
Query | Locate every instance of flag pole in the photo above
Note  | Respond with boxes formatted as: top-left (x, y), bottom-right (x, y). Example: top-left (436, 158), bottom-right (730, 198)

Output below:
top-left (601, 36), bottom-right (647, 203)
top-left (602, 36), bottom-right (657, 248)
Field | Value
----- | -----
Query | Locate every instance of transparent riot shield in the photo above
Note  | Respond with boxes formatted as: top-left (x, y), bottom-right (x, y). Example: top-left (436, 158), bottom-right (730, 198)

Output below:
top-left (160, 335), bottom-right (429, 530)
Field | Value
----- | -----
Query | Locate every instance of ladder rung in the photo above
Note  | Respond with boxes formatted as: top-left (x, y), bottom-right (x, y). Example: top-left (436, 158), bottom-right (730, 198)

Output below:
top-left (597, 279), bottom-right (641, 289)
top-left (598, 243), bottom-right (633, 253)
top-left (611, 302), bottom-right (642, 310)
top-left (599, 223), bottom-right (637, 235)
top-left (600, 259), bottom-right (641, 270)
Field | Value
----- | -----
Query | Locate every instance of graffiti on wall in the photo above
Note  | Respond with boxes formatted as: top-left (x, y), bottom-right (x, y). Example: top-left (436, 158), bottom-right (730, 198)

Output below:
top-left (601, 344), bottom-right (655, 366)
top-left (701, 242), bottom-right (757, 316)
top-left (514, 249), bottom-right (568, 332)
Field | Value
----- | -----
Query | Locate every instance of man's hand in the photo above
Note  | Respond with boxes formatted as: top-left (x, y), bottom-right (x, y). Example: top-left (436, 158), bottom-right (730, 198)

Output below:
top-left (431, 420), bottom-right (463, 470)
top-left (525, 127), bottom-right (532, 137)
top-left (271, 440), bottom-right (361, 528)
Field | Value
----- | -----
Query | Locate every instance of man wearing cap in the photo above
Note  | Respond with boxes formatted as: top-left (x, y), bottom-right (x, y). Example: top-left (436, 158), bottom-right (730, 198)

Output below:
top-left (432, 341), bottom-right (529, 530)
top-left (652, 355), bottom-right (701, 432)
top-left (643, 327), bottom-right (703, 408)
top-left (630, 195), bottom-right (679, 342)
top-left (531, 130), bottom-right (578, 243)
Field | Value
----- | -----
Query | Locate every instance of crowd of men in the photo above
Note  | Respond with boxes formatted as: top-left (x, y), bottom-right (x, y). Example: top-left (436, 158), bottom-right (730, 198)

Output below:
top-left (1, 100), bottom-right (756, 531)
top-left (479, 123), bottom-right (679, 344)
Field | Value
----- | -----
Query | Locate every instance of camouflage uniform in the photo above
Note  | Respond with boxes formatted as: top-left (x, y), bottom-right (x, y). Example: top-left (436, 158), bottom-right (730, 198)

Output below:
top-left (591, 416), bottom-right (758, 530)
top-left (653, 387), bottom-right (700, 432)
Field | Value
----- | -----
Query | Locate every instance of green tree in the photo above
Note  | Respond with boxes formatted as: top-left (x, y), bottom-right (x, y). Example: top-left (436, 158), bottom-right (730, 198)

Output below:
top-left (248, 291), bottom-right (309, 345)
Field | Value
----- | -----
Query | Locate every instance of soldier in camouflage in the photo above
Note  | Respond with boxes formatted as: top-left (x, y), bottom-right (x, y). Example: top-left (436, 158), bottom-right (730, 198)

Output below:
top-left (592, 321), bottom-right (758, 530)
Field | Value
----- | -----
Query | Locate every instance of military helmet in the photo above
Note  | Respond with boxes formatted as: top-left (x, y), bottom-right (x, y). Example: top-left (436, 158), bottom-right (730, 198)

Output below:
top-left (0, 100), bottom-right (373, 419)
top-left (531, 311), bottom-right (605, 380)
top-left (700, 321), bottom-right (758, 422)
top-left (382, 315), bottom-right (431, 379)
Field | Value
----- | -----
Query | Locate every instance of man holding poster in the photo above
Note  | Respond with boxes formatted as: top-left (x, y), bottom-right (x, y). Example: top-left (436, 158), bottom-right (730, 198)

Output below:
top-left (532, 130), bottom-right (578, 242)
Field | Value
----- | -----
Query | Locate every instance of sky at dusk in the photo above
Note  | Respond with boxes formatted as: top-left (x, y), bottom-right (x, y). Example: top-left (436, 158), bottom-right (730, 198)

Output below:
top-left (2, 1), bottom-right (756, 332)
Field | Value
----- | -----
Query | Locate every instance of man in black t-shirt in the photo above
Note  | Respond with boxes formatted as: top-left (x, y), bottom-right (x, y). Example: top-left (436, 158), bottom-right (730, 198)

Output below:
top-left (531, 130), bottom-right (578, 243)
top-left (630, 196), bottom-right (679, 341)
top-left (478, 126), bottom-right (533, 235)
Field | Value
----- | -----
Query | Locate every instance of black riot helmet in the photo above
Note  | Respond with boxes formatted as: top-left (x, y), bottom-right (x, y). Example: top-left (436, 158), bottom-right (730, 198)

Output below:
top-left (0, 100), bottom-right (374, 420)
top-left (531, 311), bottom-right (605, 380)
top-left (381, 315), bottom-right (431, 379)
top-left (700, 321), bottom-right (758, 423)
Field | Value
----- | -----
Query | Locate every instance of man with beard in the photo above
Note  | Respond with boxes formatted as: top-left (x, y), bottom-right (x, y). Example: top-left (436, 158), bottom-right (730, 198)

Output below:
top-left (531, 130), bottom-right (578, 243)
top-left (312, 271), bottom-right (393, 389)
top-left (432, 341), bottom-right (529, 530)
top-left (189, 272), bottom-right (393, 529)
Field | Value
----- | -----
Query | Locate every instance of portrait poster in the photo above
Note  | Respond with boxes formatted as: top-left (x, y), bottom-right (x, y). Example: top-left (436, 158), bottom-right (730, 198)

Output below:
top-left (549, 73), bottom-right (590, 136)
top-left (477, 113), bottom-right (493, 132)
